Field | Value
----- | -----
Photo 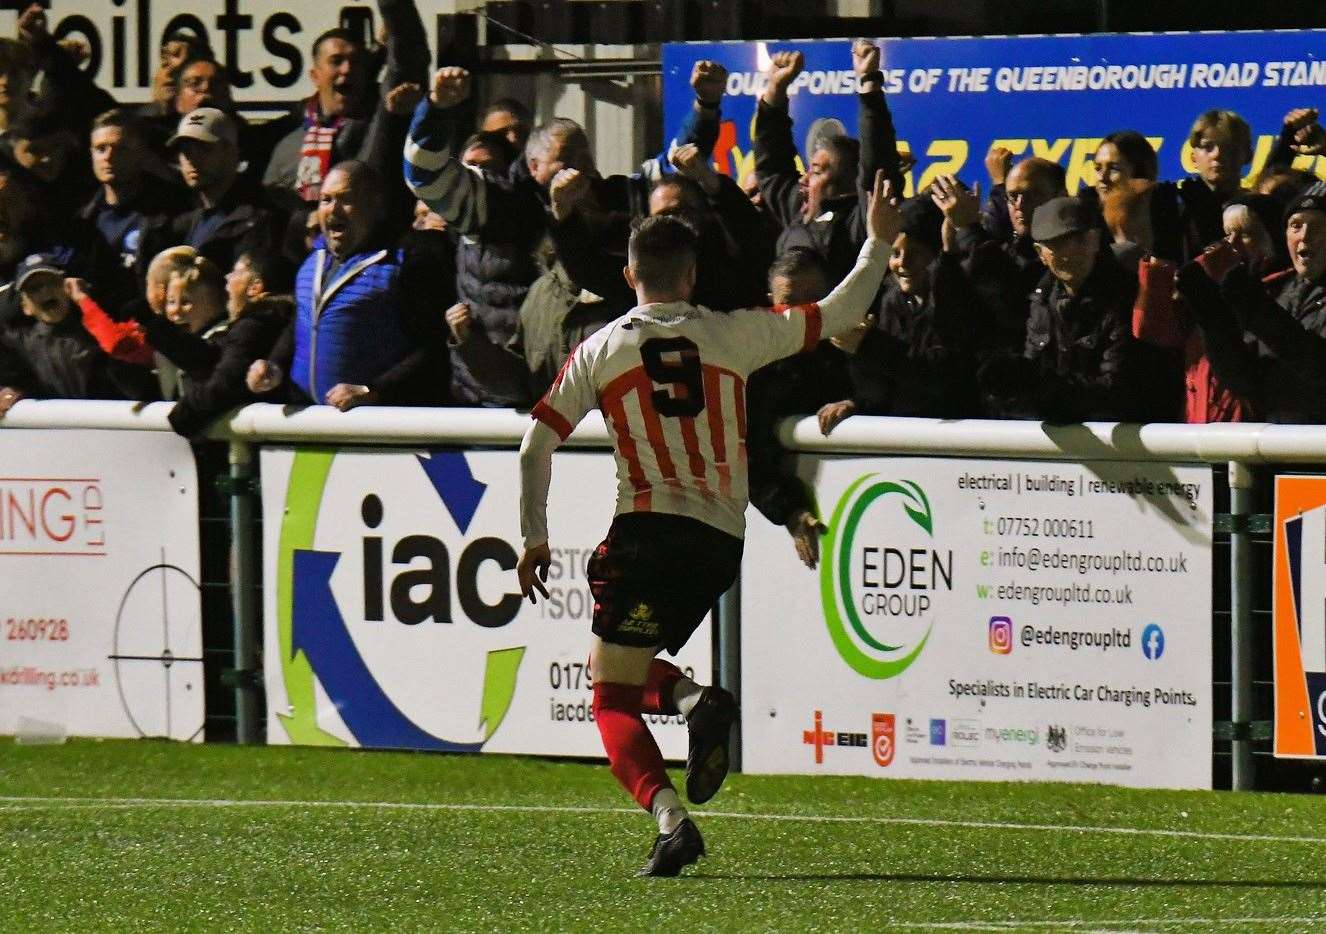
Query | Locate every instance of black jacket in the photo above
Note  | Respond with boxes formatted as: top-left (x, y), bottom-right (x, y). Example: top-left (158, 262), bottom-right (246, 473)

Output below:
top-left (1192, 266), bottom-right (1326, 424)
top-left (847, 252), bottom-right (982, 418)
top-left (0, 301), bottom-right (157, 402)
top-left (982, 247), bottom-right (1176, 422)
top-left (169, 174), bottom-right (287, 273)
top-left (133, 296), bottom-right (293, 435)
top-left (754, 85), bottom-right (904, 287)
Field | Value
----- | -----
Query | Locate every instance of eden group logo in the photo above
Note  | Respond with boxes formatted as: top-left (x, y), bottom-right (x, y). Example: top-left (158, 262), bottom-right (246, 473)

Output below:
top-left (820, 477), bottom-right (952, 680)
top-left (988, 615), bottom-right (1013, 654)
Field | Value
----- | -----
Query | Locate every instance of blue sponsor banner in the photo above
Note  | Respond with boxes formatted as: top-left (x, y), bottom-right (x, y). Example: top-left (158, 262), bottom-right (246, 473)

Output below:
top-left (662, 32), bottom-right (1326, 197)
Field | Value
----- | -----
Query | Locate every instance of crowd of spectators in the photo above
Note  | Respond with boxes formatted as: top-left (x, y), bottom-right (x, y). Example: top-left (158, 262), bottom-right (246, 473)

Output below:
top-left (2, 11), bottom-right (1326, 552)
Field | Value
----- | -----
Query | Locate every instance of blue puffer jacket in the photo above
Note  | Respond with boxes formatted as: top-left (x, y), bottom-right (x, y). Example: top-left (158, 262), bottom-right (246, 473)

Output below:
top-left (291, 245), bottom-right (412, 402)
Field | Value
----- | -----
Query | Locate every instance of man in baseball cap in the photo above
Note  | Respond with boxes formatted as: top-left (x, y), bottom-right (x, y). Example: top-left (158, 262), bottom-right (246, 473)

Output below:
top-left (167, 107), bottom-right (281, 271)
top-left (167, 106), bottom-right (239, 149)
top-left (980, 194), bottom-right (1168, 422)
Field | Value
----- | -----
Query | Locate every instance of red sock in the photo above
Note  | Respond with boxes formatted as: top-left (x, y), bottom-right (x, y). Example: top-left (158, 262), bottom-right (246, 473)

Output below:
top-left (640, 659), bottom-right (684, 715)
top-left (592, 681), bottom-right (673, 812)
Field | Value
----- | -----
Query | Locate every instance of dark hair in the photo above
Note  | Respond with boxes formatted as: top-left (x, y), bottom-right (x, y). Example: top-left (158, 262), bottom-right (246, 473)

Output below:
top-left (236, 250), bottom-right (295, 295)
top-left (161, 32), bottom-right (213, 61)
top-left (460, 130), bottom-right (518, 169)
top-left (1013, 157), bottom-right (1068, 195)
top-left (311, 28), bottom-right (361, 61)
top-left (90, 108), bottom-right (144, 140)
top-left (0, 37), bottom-right (36, 81)
top-left (172, 55), bottom-right (229, 90)
top-left (481, 98), bottom-right (531, 125)
top-left (1099, 131), bottom-right (1159, 181)
top-left (650, 174), bottom-right (708, 219)
top-left (767, 247), bottom-right (828, 286)
top-left (628, 215), bottom-right (698, 293)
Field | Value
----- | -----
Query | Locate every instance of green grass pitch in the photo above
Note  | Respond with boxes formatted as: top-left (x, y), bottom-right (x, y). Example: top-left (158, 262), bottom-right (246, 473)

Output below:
top-left (4, 740), bottom-right (1326, 932)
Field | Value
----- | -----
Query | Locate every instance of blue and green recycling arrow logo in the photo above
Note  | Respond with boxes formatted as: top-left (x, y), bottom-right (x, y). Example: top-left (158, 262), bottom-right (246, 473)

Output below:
top-left (276, 449), bottom-right (523, 749)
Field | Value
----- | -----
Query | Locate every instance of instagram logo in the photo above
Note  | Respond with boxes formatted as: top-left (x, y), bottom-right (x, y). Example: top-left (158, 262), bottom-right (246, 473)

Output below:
top-left (988, 616), bottom-right (1013, 654)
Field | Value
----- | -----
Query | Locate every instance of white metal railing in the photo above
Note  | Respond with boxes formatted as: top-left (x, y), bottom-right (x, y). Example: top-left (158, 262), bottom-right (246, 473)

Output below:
top-left (10, 400), bottom-right (1326, 463)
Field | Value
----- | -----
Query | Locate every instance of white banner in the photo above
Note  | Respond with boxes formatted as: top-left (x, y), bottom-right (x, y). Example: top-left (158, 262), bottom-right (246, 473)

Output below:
top-left (13, 1), bottom-right (443, 108)
top-left (260, 446), bottom-right (712, 759)
top-left (0, 429), bottom-right (203, 741)
top-left (741, 456), bottom-right (1213, 790)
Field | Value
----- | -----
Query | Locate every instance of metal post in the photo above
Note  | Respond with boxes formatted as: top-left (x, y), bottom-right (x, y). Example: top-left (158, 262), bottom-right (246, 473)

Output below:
top-left (717, 581), bottom-right (742, 772)
top-left (1228, 461), bottom-right (1255, 790)
top-left (229, 439), bottom-right (259, 744)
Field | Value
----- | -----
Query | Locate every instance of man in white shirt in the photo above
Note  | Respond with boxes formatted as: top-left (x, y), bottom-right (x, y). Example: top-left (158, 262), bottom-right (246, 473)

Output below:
top-left (516, 172), bottom-right (898, 877)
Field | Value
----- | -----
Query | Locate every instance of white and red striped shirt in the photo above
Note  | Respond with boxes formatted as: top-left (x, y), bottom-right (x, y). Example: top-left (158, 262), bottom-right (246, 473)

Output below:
top-left (521, 237), bottom-right (887, 545)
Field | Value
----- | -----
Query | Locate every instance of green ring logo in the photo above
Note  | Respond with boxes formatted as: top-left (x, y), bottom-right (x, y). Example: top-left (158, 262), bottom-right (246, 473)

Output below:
top-left (820, 475), bottom-right (937, 680)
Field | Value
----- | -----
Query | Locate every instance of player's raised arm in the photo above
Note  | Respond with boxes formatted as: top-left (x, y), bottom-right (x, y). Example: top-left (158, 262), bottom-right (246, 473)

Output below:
top-left (817, 169), bottom-right (899, 340)
top-left (517, 419), bottom-right (557, 602)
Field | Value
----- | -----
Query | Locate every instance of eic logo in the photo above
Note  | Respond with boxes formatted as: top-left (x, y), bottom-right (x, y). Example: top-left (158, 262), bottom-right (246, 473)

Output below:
top-left (989, 616), bottom-right (1013, 654)
top-left (802, 710), bottom-right (867, 764)
top-left (1141, 623), bottom-right (1166, 660)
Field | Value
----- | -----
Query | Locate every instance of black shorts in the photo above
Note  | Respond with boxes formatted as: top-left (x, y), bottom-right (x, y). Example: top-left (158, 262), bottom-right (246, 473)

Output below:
top-left (586, 512), bottom-right (743, 655)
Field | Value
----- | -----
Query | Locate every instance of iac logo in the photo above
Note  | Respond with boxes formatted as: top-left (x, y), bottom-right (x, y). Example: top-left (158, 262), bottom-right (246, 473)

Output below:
top-left (276, 449), bottom-right (524, 752)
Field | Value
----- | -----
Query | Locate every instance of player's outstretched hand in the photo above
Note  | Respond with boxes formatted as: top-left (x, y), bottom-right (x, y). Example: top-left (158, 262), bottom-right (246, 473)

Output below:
top-left (867, 169), bottom-right (901, 244)
top-left (786, 509), bottom-right (828, 569)
top-left (518, 543), bottom-right (552, 603)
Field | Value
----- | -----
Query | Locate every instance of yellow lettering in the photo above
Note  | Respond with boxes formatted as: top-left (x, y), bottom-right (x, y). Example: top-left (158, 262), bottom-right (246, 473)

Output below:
top-left (989, 138), bottom-right (1029, 157)
top-left (1244, 134), bottom-right (1276, 185)
top-left (1064, 137), bottom-right (1104, 193)
top-left (915, 138), bottom-right (970, 192)
top-left (1030, 138), bottom-right (1072, 162)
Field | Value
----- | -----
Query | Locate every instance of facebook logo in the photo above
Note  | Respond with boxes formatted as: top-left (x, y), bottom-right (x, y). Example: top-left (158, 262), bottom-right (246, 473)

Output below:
top-left (1141, 624), bottom-right (1166, 661)
top-left (929, 719), bottom-right (947, 745)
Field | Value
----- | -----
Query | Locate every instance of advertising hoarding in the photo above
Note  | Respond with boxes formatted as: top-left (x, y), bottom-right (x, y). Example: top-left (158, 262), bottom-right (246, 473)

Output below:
top-left (663, 32), bottom-right (1326, 197)
top-left (0, 429), bottom-right (203, 741)
top-left (260, 445), bottom-right (712, 758)
top-left (741, 455), bottom-right (1213, 789)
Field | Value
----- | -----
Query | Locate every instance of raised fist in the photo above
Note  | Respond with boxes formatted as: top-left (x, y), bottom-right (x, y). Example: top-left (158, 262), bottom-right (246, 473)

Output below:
top-left (548, 167), bottom-right (591, 221)
top-left (767, 50), bottom-right (805, 89)
top-left (246, 359), bottom-right (283, 394)
top-left (690, 60), bottom-right (728, 105)
top-left (985, 146), bottom-right (1014, 186)
top-left (430, 67), bottom-right (471, 109)
top-left (851, 39), bottom-right (880, 78)
top-left (1285, 107), bottom-right (1326, 156)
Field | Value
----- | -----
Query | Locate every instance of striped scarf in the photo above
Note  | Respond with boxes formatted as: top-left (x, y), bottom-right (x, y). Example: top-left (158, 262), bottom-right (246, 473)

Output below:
top-left (295, 97), bottom-right (345, 202)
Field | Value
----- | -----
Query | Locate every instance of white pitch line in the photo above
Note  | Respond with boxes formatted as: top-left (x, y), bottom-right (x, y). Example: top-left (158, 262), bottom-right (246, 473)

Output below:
top-left (894, 920), bottom-right (1326, 932)
top-left (2, 794), bottom-right (1326, 848)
